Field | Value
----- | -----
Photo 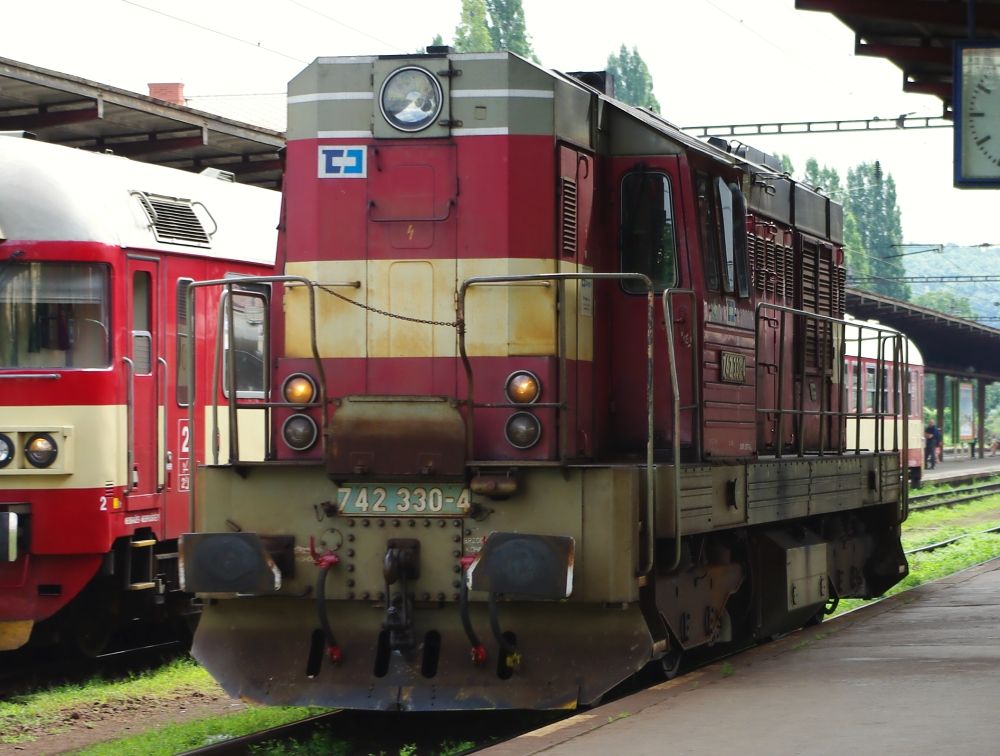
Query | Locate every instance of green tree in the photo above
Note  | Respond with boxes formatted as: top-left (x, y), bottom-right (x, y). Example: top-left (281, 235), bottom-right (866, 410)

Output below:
top-left (454, 0), bottom-right (492, 53)
top-left (844, 161), bottom-right (910, 301)
top-left (485, 0), bottom-right (538, 61)
top-left (796, 158), bottom-right (869, 282)
top-left (842, 211), bottom-right (869, 283)
top-left (912, 290), bottom-right (976, 318)
top-left (777, 154), bottom-right (794, 175)
top-left (606, 45), bottom-right (660, 112)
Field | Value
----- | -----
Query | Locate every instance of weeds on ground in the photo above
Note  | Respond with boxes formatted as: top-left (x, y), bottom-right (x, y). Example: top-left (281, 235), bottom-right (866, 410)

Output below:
top-left (0, 657), bottom-right (217, 745)
top-left (75, 707), bottom-right (330, 756)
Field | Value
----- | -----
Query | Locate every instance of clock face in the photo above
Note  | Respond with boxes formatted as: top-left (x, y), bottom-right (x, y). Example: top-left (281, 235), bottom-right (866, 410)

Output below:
top-left (959, 46), bottom-right (1000, 183)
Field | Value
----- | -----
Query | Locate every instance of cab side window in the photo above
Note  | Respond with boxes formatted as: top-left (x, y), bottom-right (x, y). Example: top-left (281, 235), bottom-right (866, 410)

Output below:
top-left (696, 172), bottom-right (721, 292)
top-left (620, 170), bottom-right (677, 293)
top-left (698, 173), bottom-right (750, 298)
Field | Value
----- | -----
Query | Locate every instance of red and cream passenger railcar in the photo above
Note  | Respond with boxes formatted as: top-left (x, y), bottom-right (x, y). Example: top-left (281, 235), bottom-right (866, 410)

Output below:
top-left (843, 317), bottom-right (925, 484)
top-left (181, 51), bottom-right (909, 710)
top-left (0, 135), bottom-right (278, 653)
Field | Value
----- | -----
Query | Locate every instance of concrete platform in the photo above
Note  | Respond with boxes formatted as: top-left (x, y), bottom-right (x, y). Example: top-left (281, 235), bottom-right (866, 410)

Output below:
top-left (486, 558), bottom-right (1000, 756)
top-left (922, 448), bottom-right (1000, 484)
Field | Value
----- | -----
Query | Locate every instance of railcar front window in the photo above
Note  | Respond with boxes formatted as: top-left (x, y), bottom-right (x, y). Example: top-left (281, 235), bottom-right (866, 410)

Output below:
top-left (0, 261), bottom-right (110, 369)
top-left (620, 171), bottom-right (677, 293)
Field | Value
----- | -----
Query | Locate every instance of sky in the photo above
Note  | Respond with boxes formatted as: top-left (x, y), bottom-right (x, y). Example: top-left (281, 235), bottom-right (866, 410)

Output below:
top-left (4, 0), bottom-right (998, 247)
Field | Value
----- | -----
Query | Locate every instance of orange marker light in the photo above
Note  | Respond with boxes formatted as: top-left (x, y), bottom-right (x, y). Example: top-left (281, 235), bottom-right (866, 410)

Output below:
top-left (505, 371), bottom-right (540, 404)
top-left (283, 374), bottom-right (316, 405)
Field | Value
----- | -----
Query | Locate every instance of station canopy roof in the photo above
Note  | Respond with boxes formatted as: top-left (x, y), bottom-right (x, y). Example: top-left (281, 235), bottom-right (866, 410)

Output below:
top-left (847, 288), bottom-right (1000, 381)
top-left (0, 55), bottom-right (284, 188)
top-left (795, 0), bottom-right (1000, 117)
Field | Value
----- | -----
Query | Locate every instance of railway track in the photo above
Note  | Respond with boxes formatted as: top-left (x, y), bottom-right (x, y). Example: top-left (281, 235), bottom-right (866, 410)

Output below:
top-left (906, 524), bottom-right (1000, 556)
top-left (0, 638), bottom-right (186, 700)
top-left (909, 477), bottom-right (1000, 512)
top-left (182, 706), bottom-right (566, 755)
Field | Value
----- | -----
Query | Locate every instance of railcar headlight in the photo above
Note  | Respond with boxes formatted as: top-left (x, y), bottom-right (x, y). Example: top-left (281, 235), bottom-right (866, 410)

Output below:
top-left (379, 66), bottom-right (443, 132)
top-left (505, 412), bottom-right (541, 449)
top-left (282, 414), bottom-right (318, 452)
top-left (0, 434), bottom-right (12, 469)
top-left (24, 433), bottom-right (57, 468)
top-left (282, 373), bottom-right (317, 406)
top-left (505, 371), bottom-right (541, 404)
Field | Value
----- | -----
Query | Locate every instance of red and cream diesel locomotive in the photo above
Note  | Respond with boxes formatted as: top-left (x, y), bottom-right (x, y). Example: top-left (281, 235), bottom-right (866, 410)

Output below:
top-left (181, 50), bottom-right (910, 710)
top-left (0, 135), bottom-right (278, 654)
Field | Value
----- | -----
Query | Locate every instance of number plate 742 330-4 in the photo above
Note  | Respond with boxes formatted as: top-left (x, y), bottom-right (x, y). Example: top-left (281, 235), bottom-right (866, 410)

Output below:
top-left (336, 485), bottom-right (471, 516)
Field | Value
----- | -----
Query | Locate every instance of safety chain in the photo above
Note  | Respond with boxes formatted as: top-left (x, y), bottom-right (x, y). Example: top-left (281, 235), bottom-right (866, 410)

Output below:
top-left (316, 283), bottom-right (459, 328)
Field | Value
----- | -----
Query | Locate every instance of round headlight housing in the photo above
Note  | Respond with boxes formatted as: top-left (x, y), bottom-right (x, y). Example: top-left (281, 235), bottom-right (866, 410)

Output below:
top-left (504, 412), bottom-right (541, 450)
top-left (379, 66), bottom-right (443, 132)
top-left (25, 433), bottom-right (58, 468)
top-left (282, 373), bottom-right (317, 406)
top-left (282, 414), bottom-right (318, 452)
top-left (505, 371), bottom-right (541, 404)
top-left (0, 433), bottom-right (13, 469)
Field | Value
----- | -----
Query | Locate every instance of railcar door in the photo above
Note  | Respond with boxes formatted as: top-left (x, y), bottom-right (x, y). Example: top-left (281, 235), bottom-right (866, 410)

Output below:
top-left (125, 257), bottom-right (162, 511)
top-left (161, 267), bottom-right (198, 540)
top-left (608, 158), bottom-right (696, 455)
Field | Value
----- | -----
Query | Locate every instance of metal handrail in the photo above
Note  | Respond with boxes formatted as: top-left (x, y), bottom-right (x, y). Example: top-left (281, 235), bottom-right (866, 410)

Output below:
top-left (457, 272), bottom-right (656, 577)
top-left (754, 303), bottom-right (908, 514)
top-left (122, 356), bottom-right (135, 495)
top-left (185, 275), bottom-right (331, 525)
top-left (157, 356), bottom-right (168, 493)
top-left (660, 288), bottom-right (699, 572)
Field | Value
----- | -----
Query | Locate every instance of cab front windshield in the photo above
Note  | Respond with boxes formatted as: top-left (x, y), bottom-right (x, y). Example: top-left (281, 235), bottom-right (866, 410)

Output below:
top-left (0, 261), bottom-right (111, 369)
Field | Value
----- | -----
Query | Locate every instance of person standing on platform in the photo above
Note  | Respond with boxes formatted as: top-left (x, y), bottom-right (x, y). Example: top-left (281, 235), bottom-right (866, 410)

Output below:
top-left (925, 420), bottom-right (942, 469)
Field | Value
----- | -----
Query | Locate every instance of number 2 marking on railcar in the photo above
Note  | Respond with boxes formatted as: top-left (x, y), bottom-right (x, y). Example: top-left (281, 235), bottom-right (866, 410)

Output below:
top-left (99, 496), bottom-right (107, 511)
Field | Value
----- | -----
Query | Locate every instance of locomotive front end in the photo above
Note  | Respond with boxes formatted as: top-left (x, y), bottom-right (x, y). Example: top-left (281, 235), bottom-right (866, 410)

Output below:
top-left (184, 51), bottom-right (653, 710)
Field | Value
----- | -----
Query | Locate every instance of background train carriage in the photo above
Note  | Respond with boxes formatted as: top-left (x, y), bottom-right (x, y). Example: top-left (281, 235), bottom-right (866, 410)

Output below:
top-left (0, 134), bottom-right (278, 654)
top-left (843, 316), bottom-right (925, 485)
top-left (181, 50), bottom-right (910, 711)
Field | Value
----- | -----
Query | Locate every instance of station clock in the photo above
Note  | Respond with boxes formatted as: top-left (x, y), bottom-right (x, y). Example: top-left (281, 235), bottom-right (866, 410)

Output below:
top-left (955, 43), bottom-right (1000, 187)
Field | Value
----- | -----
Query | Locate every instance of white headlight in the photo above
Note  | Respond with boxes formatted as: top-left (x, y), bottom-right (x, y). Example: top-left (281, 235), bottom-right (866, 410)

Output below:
top-left (0, 434), bottom-right (12, 468)
top-left (25, 433), bottom-right (58, 468)
top-left (379, 67), bottom-right (443, 132)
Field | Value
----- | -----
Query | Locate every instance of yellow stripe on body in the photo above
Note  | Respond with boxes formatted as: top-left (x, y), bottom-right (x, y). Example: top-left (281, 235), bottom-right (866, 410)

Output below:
top-left (0, 405), bottom-right (122, 489)
top-left (284, 258), bottom-right (593, 361)
top-left (203, 408), bottom-right (268, 465)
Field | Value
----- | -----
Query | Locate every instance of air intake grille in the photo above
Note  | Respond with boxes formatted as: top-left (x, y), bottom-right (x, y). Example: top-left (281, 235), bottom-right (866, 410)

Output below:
top-left (560, 177), bottom-right (578, 257)
top-left (137, 192), bottom-right (211, 247)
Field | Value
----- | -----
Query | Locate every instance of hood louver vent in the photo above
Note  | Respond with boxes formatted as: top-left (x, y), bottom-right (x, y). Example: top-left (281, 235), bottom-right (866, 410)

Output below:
top-left (135, 192), bottom-right (212, 247)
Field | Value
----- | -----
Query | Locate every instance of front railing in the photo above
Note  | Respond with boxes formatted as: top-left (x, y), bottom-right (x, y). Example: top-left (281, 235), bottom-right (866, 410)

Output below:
top-left (184, 275), bottom-right (356, 522)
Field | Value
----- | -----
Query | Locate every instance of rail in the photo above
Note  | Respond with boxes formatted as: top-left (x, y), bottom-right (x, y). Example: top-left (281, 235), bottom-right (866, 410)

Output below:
top-left (457, 272), bottom-right (656, 576)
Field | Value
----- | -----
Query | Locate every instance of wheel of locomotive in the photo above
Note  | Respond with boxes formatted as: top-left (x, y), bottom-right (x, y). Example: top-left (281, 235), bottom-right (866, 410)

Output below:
top-left (660, 645), bottom-right (684, 680)
top-left (657, 623), bottom-right (685, 680)
top-left (64, 581), bottom-right (118, 658)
